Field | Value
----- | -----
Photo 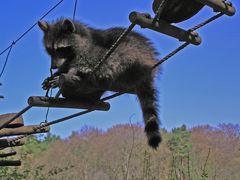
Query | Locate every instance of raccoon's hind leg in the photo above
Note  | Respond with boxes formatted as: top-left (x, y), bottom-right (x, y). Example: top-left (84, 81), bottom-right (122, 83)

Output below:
top-left (136, 80), bottom-right (162, 149)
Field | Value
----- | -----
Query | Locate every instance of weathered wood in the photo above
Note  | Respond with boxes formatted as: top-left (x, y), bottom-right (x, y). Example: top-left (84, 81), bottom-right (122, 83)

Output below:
top-left (0, 125), bottom-right (50, 137)
top-left (0, 138), bottom-right (25, 149)
top-left (129, 11), bottom-right (202, 45)
top-left (0, 151), bottom-right (17, 158)
top-left (28, 96), bottom-right (110, 111)
top-left (0, 106), bottom-right (32, 130)
top-left (0, 160), bottom-right (21, 166)
top-left (0, 113), bottom-right (24, 128)
top-left (196, 0), bottom-right (235, 16)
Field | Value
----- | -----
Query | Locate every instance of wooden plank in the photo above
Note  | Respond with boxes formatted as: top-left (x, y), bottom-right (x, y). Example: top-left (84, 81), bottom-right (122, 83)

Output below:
top-left (0, 106), bottom-right (31, 130)
top-left (0, 125), bottom-right (50, 137)
top-left (0, 138), bottom-right (25, 149)
top-left (0, 160), bottom-right (21, 166)
top-left (0, 113), bottom-right (24, 128)
top-left (0, 151), bottom-right (17, 158)
top-left (196, 0), bottom-right (236, 16)
top-left (129, 11), bottom-right (202, 45)
top-left (28, 96), bottom-right (110, 111)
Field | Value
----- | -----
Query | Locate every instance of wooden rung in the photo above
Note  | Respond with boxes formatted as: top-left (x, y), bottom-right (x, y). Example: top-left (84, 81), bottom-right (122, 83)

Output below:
top-left (0, 125), bottom-right (50, 137)
top-left (28, 96), bottom-right (110, 111)
top-left (0, 138), bottom-right (25, 149)
top-left (0, 113), bottom-right (24, 128)
top-left (196, 0), bottom-right (236, 16)
top-left (0, 151), bottom-right (17, 158)
top-left (129, 11), bottom-right (202, 45)
top-left (0, 160), bottom-right (21, 166)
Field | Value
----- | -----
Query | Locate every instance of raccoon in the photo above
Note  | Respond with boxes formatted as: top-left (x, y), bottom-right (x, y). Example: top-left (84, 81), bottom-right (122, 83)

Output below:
top-left (38, 19), bottom-right (162, 149)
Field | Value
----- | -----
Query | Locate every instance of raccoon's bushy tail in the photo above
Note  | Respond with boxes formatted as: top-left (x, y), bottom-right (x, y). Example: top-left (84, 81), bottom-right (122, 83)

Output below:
top-left (136, 80), bottom-right (162, 149)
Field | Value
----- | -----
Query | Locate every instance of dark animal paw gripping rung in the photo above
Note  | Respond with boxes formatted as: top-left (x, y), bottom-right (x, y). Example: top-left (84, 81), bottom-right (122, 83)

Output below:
top-left (153, 0), bottom-right (235, 24)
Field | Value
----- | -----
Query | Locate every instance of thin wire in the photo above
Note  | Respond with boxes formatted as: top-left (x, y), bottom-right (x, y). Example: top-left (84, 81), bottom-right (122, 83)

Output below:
top-left (44, 69), bottom-right (53, 123)
top-left (0, 41), bottom-right (15, 78)
top-left (73, 0), bottom-right (78, 21)
top-left (0, 0), bottom-right (64, 56)
top-left (44, 88), bottom-right (52, 123)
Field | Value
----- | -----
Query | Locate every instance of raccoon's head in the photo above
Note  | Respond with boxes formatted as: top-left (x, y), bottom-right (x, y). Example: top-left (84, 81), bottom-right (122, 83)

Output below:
top-left (38, 19), bottom-right (78, 69)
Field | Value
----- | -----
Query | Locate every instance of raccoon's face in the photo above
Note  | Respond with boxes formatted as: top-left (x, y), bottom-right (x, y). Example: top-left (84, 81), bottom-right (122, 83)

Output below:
top-left (38, 19), bottom-right (76, 69)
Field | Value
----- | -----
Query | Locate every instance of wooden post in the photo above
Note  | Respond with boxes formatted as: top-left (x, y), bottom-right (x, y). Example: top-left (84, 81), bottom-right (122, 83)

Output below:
top-left (0, 113), bottom-right (24, 128)
top-left (28, 96), bottom-right (110, 111)
top-left (0, 160), bottom-right (21, 166)
top-left (0, 151), bottom-right (17, 158)
top-left (196, 0), bottom-right (236, 16)
top-left (0, 138), bottom-right (25, 149)
top-left (0, 125), bottom-right (50, 137)
top-left (129, 11), bottom-right (202, 45)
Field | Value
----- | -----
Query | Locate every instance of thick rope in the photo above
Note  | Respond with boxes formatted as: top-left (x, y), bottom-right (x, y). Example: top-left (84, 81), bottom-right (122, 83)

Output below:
top-left (91, 23), bottom-right (136, 74)
top-left (190, 12), bottom-right (224, 31)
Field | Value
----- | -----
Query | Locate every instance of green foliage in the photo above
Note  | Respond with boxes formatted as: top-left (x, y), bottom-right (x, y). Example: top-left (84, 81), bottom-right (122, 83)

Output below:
top-left (168, 124), bottom-right (192, 180)
top-left (169, 125), bottom-right (191, 156)
top-left (0, 166), bottom-right (29, 180)
top-left (20, 133), bottom-right (59, 158)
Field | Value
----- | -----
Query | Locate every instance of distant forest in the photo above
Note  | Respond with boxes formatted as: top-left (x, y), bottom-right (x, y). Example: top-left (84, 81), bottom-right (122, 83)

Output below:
top-left (1, 123), bottom-right (240, 180)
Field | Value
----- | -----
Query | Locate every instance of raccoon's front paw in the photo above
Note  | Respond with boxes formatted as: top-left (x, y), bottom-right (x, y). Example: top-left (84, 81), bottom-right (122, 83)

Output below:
top-left (42, 77), bottom-right (51, 90)
top-left (48, 76), bottom-right (60, 89)
top-left (42, 76), bottom-right (59, 90)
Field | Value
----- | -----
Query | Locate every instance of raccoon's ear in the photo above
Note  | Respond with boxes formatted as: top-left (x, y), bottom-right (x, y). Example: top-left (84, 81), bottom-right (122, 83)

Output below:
top-left (62, 19), bottom-right (76, 33)
top-left (38, 20), bottom-right (49, 32)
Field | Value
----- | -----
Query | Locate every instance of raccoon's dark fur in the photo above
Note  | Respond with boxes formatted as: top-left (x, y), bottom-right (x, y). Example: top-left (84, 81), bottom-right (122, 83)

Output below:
top-left (38, 19), bottom-right (162, 149)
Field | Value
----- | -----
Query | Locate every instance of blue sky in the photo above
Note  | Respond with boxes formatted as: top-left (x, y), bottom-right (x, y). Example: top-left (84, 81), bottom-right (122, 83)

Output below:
top-left (0, 0), bottom-right (239, 138)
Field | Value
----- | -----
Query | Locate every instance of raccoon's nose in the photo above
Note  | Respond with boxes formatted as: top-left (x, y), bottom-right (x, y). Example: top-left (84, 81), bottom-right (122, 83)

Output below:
top-left (51, 64), bottom-right (57, 69)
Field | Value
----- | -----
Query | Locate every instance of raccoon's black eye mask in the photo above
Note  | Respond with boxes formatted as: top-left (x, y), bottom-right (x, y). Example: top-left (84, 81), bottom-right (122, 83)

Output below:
top-left (56, 46), bottom-right (74, 58)
top-left (46, 46), bottom-right (74, 59)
